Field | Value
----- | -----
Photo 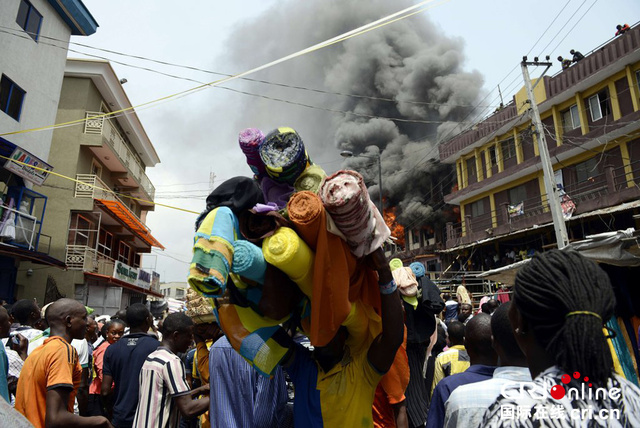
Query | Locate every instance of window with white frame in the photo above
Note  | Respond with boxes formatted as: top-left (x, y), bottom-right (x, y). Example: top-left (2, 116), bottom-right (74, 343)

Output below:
top-left (16, 0), bottom-right (42, 41)
top-left (98, 229), bottom-right (113, 257)
top-left (587, 90), bottom-right (611, 122)
top-left (501, 138), bottom-right (517, 160)
top-left (562, 104), bottom-right (581, 131)
top-left (0, 75), bottom-right (26, 121)
top-left (118, 241), bottom-right (131, 264)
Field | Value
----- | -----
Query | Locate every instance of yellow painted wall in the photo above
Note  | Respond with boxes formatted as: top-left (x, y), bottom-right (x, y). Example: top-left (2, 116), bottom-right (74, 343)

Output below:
top-left (515, 78), bottom-right (547, 115)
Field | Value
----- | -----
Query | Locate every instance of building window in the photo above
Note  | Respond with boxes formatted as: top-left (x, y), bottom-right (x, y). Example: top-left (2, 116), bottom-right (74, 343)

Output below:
top-left (16, 0), bottom-right (42, 41)
top-left (587, 90), bottom-right (611, 122)
top-left (501, 138), bottom-right (517, 161)
top-left (562, 104), bottom-right (581, 131)
top-left (469, 199), bottom-right (485, 218)
top-left (489, 146), bottom-right (497, 166)
top-left (465, 157), bottom-right (477, 183)
top-left (68, 214), bottom-right (96, 247)
top-left (575, 157), bottom-right (600, 183)
top-left (636, 70), bottom-right (640, 94)
top-left (118, 241), bottom-right (131, 265)
top-left (91, 160), bottom-right (103, 179)
top-left (176, 288), bottom-right (185, 298)
top-left (0, 75), bottom-right (26, 121)
top-left (98, 230), bottom-right (113, 258)
top-left (508, 184), bottom-right (527, 204)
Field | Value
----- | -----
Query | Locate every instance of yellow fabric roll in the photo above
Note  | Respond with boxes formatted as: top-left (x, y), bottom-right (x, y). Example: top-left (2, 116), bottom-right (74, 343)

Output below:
top-left (294, 164), bottom-right (327, 194)
top-left (262, 227), bottom-right (314, 298)
top-left (341, 301), bottom-right (382, 356)
top-left (389, 258), bottom-right (404, 271)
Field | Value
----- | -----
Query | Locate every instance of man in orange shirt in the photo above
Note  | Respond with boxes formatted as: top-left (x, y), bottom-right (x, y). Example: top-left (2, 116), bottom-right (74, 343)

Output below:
top-left (15, 298), bottom-right (111, 428)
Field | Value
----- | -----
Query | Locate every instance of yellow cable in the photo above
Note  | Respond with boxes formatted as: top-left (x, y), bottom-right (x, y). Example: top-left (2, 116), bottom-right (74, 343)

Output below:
top-left (0, 154), bottom-right (200, 215)
top-left (0, 0), bottom-right (446, 138)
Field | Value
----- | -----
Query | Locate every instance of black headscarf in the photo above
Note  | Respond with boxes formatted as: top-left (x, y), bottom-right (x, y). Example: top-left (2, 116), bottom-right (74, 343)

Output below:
top-left (195, 177), bottom-right (264, 230)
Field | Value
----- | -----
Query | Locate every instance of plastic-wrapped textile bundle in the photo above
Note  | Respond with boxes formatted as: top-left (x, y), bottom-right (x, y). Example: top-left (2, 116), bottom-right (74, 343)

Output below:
top-left (232, 240), bottom-right (267, 284)
top-left (410, 262), bottom-right (426, 278)
top-left (259, 127), bottom-right (310, 185)
top-left (188, 206), bottom-right (238, 298)
top-left (319, 170), bottom-right (390, 258)
top-left (185, 288), bottom-right (216, 324)
top-left (294, 164), bottom-right (327, 194)
top-left (238, 128), bottom-right (266, 177)
top-left (392, 266), bottom-right (418, 297)
top-left (262, 227), bottom-right (314, 299)
top-left (287, 191), bottom-right (381, 347)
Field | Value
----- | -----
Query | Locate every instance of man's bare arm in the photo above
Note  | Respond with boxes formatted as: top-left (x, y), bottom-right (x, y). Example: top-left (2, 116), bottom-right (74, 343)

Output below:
top-left (45, 388), bottom-right (112, 428)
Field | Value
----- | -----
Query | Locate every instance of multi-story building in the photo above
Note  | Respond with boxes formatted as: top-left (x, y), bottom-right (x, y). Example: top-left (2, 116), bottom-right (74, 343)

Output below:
top-left (439, 25), bottom-right (640, 270)
top-left (159, 282), bottom-right (189, 301)
top-left (18, 59), bottom-right (163, 314)
top-left (0, 0), bottom-right (97, 301)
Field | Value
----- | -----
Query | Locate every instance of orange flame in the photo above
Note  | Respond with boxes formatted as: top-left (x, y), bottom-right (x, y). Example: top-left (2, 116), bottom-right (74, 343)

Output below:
top-left (383, 207), bottom-right (405, 247)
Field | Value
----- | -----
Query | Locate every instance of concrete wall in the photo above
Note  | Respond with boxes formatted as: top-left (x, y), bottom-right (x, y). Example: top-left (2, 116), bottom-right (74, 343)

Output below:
top-left (0, 0), bottom-right (73, 162)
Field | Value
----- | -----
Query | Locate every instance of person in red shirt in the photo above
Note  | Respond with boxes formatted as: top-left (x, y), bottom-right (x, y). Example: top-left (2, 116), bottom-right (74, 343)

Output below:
top-left (88, 319), bottom-right (125, 416)
top-left (616, 23), bottom-right (630, 36)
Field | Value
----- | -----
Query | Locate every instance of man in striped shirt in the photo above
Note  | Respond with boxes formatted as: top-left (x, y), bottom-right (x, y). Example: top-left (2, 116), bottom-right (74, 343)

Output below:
top-left (133, 313), bottom-right (209, 428)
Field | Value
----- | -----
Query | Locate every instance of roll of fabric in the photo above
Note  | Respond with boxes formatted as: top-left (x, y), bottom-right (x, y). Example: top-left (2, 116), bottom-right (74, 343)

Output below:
top-left (238, 209), bottom-right (292, 244)
top-left (294, 164), bottom-right (327, 194)
top-left (392, 266), bottom-right (418, 297)
top-left (262, 227), bottom-right (314, 298)
top-left (238, 128), bottom-right (266, 177)
top-left (188, 207), bottom-right (238, 298)
top-left (232, 240), bottom-right (267, 284)
top-left (319, 170), bottom-right (390, 257)
top-left (259, 127), bottom-right (310, 184)
top-left (410, 262), bottom-right (426, 278)
top-left (288, 191), bottom-right (382, 347)
top-left (215, 303), bottom-right (291, 377)
top-left (261, 176), bottom-right (294, 210)
top-left (195, 176), bottom-right (264, 231)
top-left (389, 258), bottom-right (404, 271)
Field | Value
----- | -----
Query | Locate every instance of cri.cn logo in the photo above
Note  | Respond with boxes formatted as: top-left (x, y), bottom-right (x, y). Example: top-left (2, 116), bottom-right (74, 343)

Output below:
top-left (501, 371), bottom-right (622, 401)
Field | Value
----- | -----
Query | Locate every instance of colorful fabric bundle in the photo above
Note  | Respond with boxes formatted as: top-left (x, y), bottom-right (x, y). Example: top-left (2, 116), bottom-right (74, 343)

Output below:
top-left (238, 128), bottom-right (266, 177)
top-left (410, 262), bottom-right (426, 278)
top-left (288, 191), bottom-right (381, 347)
top-left (215, 303), bottom-right (291, 377)
top-left (238, 209), bottom-right (292, 244)
top-left (259, 127), bottom-right (310, 184)
top-left (185, 288), bottom-right (216, 324)
top-left (389, 258), bottom-right (404, 271)
top-left (188, 207), bottom-right (238, 297)
top-left (607, 317), bottom-right (639, 386)
top-left (319, 170), bottom-right (390, 257)
top-left (294, 164), bottom-right (327, 194)
top-left (261, 176), bottom-right (295, 210)
top-left (232, 240), bottom-right (267, 284)
top-left (262, 227), bottom-right (314, 299)
top-left (392, 267), bottom-right (418, 297)
top-left (195, 177), bottom-right (264, 230)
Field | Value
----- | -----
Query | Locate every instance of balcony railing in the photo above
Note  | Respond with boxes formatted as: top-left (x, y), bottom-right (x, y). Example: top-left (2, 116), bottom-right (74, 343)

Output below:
top-left (84, 112), bottom-right (156, 200)
top-left (0, 204), bottom-right (38, 250)
top-left (74, 174), bottom-right (146, 225)
top-left (66, 244), bottom-right (160, 292)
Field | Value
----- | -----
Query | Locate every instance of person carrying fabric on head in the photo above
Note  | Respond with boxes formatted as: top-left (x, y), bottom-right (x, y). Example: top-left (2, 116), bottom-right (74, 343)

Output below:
top-left (481, 250), bottom-right (640, 427)
top-left (133, 313), bottom-right (210, 428)
top-left (102, 303), bottom-right (160, 428)
top-left (281, 247), bottom-right (405, 427)
top-left (15, 298), bottom-right (112, 428)
top-left (444, 302), bottom-right (531, 428)
top-left (426, 314), bottom-right (497, 428)
top-left (403, 263), bottom-right (444, 428)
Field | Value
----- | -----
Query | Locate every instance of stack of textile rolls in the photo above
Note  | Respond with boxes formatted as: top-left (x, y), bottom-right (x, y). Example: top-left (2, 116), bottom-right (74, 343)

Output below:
top-left (187, 126), bottom-right (393, 376)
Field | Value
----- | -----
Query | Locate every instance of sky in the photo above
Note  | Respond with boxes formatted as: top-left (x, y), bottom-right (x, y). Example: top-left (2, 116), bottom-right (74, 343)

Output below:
top-left (76, 0), bottom-right (638, 283)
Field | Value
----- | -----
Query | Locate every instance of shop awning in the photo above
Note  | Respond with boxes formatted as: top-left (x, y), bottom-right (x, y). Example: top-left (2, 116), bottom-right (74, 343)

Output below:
top-left (84, 272), bottom-right (163, 298)
top-left (95, 199), bottom-right (164, 249)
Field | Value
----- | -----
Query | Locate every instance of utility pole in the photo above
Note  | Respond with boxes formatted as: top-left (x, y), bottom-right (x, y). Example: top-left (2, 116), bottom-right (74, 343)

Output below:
top-left (521, 58), bottom-right (569, 249)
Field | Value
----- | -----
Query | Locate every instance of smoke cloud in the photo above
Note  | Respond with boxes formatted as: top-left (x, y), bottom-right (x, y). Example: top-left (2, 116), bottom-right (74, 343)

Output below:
top-left (222, 0), bottom-right (483, 236)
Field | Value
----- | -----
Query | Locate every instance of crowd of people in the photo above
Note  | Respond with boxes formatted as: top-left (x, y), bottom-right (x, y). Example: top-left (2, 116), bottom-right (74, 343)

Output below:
top-left (0, 250), bottom-right (638, 427)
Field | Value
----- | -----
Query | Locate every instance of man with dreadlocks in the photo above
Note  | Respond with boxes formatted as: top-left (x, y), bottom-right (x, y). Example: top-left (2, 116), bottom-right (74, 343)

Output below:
top-left (481, 250), bottom-right (640, 427)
